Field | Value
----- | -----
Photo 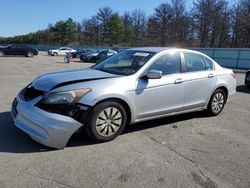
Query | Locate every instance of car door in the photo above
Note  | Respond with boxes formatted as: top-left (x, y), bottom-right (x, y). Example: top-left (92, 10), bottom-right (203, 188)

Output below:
top-left (97, 50), bottom-right (107, 61)
top-left (58, 48), bottom-right (67, 55)
top-left (181, 52), bottom-right (216, 109)
top-left (19, 45), bottom-right (28, 55)
top-left (135, 51), bottom-right (186, 120)
top-left (7, 45), bottom-right (19, 55)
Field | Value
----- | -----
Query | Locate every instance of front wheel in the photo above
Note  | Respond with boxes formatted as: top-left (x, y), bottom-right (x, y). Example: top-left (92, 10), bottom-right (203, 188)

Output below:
top-left (0, 51), bottom-right (5, 56)
top-left (206, 89), bottom-right (226, 116)
top-left (84, 101), bottom-right (127, 142)
top-left (76, 54), bottom-right (80, 59)
top-left (53, 52), bottom-right (58, 56)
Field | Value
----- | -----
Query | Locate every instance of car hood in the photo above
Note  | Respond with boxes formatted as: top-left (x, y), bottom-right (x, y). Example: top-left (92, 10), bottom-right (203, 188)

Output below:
top-left (32, 68), bottom-right (118, 91)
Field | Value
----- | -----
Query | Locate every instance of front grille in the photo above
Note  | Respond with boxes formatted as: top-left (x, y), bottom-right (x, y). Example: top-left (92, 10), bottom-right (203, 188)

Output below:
top-left (23, 86), bottom-right (43, 101)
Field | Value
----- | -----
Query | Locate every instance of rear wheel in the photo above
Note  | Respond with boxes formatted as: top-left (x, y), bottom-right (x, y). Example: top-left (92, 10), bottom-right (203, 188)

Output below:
top-left (84, 101), bottom-right (127, 142)
top-left (0, 51), bottom-right (5, 56)
top-left (206, 89), bottom-right (226, 116)
top-left (245, 72), bottom-right (250, 88)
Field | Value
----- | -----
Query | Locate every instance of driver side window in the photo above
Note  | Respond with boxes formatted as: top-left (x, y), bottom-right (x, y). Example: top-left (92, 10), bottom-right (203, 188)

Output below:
top-left (148, 52), bottom-right (181, 75)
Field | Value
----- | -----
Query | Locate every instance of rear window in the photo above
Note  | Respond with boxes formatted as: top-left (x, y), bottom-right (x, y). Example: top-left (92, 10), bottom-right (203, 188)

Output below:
top-left (203, 57), bottom-right (214, 70)
top-left (183, 53), bottom-right (206, 72)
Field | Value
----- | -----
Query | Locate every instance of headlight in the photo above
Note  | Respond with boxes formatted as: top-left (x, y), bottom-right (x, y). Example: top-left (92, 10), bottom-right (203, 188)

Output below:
top-left (43, 88), bottom-right (91, 104)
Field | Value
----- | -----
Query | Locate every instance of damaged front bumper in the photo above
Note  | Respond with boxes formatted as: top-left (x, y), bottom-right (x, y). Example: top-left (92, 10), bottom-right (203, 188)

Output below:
top-left (11, 92), bottom-right (84, 149)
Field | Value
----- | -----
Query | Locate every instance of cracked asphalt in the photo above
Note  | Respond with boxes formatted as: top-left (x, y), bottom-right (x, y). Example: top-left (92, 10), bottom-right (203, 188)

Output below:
top-left (0, 52), bottom-right (250, 188)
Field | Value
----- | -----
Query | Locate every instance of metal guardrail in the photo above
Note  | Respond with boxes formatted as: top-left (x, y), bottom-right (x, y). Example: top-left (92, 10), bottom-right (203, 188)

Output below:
top-left (193, 48), bottom-right (250, 69)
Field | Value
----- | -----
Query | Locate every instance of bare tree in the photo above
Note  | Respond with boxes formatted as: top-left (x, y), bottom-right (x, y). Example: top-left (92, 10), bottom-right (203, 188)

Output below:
top-left (3, 1), bottom-right (250, 48)
top-left (131, 9), bottom-right (147, 46)
top-left (96, 7), bottom-right (114, 45)
top-left (120, 12), bottom-right (134, 46)
top-left (231, 0), bottom-right (250, 47)
top-left (153, 3), bottom-right (173, 46)
top-left (146, 17), bottom-right (160, 46)
top-left (170, 0), bottom-right (189, 45)
top-left (82, 16), bottom-right (100, 46)
top-left (193, 0), bottom-right (216, 47)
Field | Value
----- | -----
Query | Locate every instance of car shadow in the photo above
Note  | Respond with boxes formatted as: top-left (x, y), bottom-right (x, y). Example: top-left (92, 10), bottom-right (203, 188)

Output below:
top-left (55, 62), bottom-right (71, 64)
top-left (123, 111), bottom-right (206, 134)
top-left (236, 85), bottom-right (250, 94)
top-left (0, 56), bottom-right (29, 58)
top-left (0, 111), bottom-right (96, 153)
top-left (0, 110), bottom-right (206, 153)
top-left (0, 112), bottom-right (52, 153)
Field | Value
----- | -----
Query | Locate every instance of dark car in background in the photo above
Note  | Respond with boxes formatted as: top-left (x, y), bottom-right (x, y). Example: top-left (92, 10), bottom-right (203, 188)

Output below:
top-left (81, 49), bottom-right (117, 63)
top-left (0, 44), bottom-right (38, 57)
top-left (111, 47), bottom-right (128, 53)
top-left (80, 50), bottom-right (99, 62)
top-left (71, 49), bottom-right (96, 59)
top-left (245, 70), bottom-right (250, 87)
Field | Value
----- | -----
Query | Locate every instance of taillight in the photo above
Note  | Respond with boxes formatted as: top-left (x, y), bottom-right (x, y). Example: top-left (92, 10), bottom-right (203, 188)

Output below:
top-left (231, 73), bottom-right (237, 79)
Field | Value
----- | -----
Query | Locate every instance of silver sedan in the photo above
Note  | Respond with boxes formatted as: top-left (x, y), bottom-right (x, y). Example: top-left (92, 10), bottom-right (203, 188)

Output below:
top-left (11, 47), bottom-right (237, 149)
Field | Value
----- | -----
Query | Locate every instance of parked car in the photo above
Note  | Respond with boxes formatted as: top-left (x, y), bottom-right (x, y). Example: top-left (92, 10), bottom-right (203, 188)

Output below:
top-left (48, 47), bottom-right (76, 56)
top-left (245, 70), bottom-right (250, 87)
top-left (71, 49), bottom-right (96, 59)
top-left (11, 47), bottom-right (236, 149)
top-left (81, 49), bottom-right (117, 63)
top-left (111, 47), bottom-right (128, 53)
top-left (0, 44), bottom-right (38, 57)
top-left (80, 50), bottom-right (99, 62)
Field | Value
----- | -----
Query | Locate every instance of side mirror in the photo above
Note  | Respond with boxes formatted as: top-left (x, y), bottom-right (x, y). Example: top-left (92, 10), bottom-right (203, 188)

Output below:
top-left (145, 70), bottom-right (162, 79)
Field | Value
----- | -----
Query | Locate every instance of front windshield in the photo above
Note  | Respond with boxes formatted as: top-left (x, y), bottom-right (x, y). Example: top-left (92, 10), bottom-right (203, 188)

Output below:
top-left (92, 50), bottom-right (155, 75)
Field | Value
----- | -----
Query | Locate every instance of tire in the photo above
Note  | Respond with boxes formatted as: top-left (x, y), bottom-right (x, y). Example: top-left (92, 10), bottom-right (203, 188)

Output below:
top-left (245, 72), bottom-right (250, 88)
top-left (0, 51), bottom-right (5, 56)
top-left (206, 89), bottom-right (226, 116)
top-left (76, 54), bottom-right (80, 59)
top-left (90, 58), bottom-right (96, 63)
top-left (27, 52), bottom-right (33, 58)
top-left (84, 101), bottom-right (127, 142)
top-left (64, 57), bottom-right (68, 63)
top-left (53, 52), bottom-right (58, 56)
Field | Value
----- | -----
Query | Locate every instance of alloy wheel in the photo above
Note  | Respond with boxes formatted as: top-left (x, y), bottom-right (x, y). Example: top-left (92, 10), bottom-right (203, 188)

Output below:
top-left (211, 93), bottom-right (224, 113)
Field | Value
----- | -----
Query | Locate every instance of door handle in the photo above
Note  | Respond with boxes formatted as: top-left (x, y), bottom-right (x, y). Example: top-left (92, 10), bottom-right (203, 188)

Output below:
top-left (175, 78), bottom-right (183, 84)
top-left (208, 73), bottom-right (215, 78)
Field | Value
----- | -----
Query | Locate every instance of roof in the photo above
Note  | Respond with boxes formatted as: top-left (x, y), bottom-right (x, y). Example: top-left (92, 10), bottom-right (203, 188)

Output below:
top-left (128, 47), bottom-right (175, 53)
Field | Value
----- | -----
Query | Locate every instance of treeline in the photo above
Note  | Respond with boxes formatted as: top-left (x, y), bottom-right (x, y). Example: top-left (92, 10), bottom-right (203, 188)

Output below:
top-left (1, 0), bottom-right (250, 48)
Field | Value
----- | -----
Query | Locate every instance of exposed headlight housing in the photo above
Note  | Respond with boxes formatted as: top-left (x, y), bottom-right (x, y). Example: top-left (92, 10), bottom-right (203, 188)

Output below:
top-left (43, 88), bottom-right (91, 104)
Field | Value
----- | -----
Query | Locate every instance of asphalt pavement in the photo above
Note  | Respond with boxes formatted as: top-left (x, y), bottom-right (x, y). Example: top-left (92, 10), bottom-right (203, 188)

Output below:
top-left (0, 52), bottom-right (249, 188)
